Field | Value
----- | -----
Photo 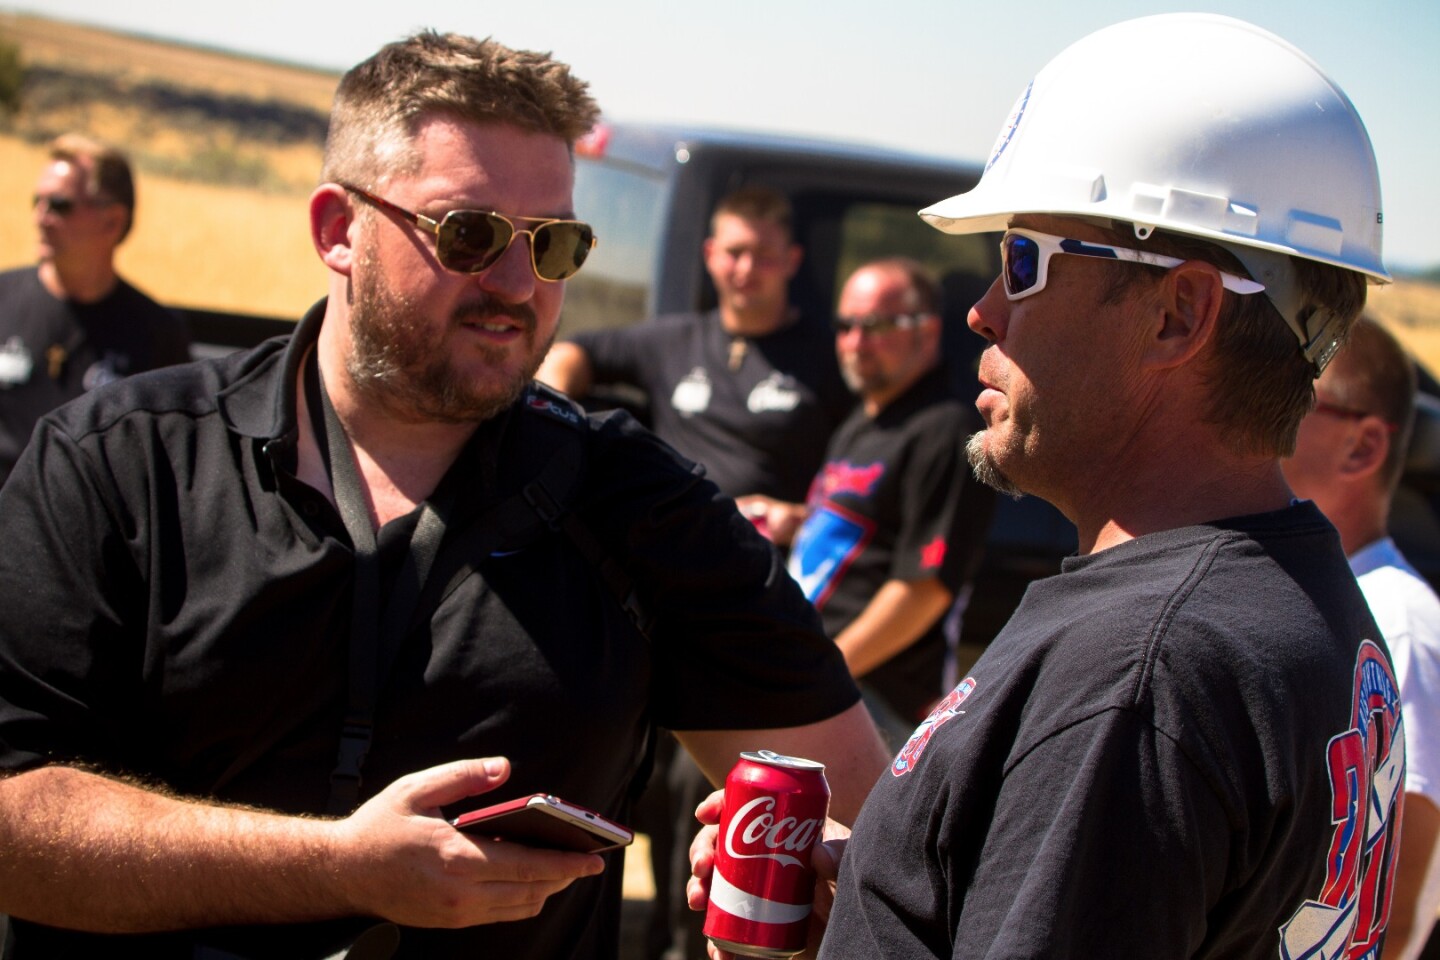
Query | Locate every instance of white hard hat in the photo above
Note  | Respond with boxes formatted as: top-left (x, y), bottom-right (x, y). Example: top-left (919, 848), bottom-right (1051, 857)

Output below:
top-left (920, 13), bottom-right (1388, 369)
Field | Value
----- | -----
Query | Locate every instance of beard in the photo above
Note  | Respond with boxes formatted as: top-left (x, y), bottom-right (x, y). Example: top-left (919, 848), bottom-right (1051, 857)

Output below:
top-left (839, 357), bottom-right (883, 397)
top-left (965, 430), bottom-right (1026, 499)
top-left (346, 266), bottom-right (552, 425)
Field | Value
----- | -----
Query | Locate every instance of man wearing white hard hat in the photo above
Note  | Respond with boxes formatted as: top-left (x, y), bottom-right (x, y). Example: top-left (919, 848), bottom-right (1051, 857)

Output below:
top-left (688, 13), bottom-right (1405, 959)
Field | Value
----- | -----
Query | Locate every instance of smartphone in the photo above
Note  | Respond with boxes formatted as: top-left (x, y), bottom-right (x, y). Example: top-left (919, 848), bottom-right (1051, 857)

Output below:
top-left (450, 793), bottom-right (634, 853)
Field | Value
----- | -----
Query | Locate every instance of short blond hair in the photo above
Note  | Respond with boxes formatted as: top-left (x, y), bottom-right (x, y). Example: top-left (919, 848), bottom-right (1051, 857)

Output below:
top-left (321, 31), bottom-right (599, 186)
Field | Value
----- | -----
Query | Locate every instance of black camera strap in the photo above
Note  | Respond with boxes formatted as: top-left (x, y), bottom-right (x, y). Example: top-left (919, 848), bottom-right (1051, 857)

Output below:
top-left (304, 351), bottom-right (452, 815)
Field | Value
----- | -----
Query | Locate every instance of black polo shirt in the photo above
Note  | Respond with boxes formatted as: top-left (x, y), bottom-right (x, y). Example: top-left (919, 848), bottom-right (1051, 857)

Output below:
top-left (0, 301), bottom-right (859, 959)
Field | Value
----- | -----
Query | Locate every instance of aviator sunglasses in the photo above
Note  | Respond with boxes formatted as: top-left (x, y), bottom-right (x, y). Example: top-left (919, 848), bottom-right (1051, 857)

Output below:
top-left (339, 183), bottom-right (597, 282)
top-left (1001, 228), bottom-right (1266, 301)
top-left (32, 194), bottom-right (85, 216)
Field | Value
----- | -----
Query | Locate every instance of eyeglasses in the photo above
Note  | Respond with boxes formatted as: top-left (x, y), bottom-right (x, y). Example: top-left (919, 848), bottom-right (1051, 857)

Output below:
top-left (1000, 228), bottom-right (1266, 301)
top-left (1313, 398), bottom-right (1400, 433)
top-left (33, 194), bottom-right (82, 217)
top-left (338, 182), bottom-right (597, 282)
top-left (831, 313), bottom-right (925, 336)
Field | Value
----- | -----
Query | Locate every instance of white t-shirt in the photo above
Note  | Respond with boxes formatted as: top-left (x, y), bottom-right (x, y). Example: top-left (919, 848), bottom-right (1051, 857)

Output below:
top-left (1353, 536), bottom-right (1440, 960)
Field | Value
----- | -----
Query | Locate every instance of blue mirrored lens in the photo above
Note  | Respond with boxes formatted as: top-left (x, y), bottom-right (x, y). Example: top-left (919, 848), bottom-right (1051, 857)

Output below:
top-left (1004, 234), bottom-right (1040, 295)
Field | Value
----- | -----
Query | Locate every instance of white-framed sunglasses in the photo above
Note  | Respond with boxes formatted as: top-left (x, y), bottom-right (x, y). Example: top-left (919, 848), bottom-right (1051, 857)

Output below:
top-left (1000, 228), bottom-right (1266, 301)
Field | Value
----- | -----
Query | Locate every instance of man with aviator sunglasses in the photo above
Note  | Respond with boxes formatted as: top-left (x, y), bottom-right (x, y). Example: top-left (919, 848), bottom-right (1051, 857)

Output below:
top-left (686, 14), bottom-right (1404, 960)
top-left (0, 132), bottom-right (189, 488)
top-left (0, 32), bottom-right (886, 960)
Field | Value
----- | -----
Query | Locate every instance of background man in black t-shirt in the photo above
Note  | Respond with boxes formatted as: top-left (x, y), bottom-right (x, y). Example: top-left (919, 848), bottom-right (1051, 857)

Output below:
top-left (738, 258), bottom-right (994, 747)
top-left (536, 186), bottom-right (851, 503)
top-left (0, 133), bottom-right (190, 486)
top-left (688, 14), bottom-right (1404, 960)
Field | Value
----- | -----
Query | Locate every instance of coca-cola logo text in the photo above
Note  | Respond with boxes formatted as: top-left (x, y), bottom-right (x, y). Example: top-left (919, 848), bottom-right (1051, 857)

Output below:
top-left (723, 795), bottom-right (822, 869)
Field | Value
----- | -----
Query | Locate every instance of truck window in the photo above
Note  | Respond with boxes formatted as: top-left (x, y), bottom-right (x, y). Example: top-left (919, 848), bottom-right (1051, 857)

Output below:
top-left (834, 202), bottom-right (996, 309)
top-left (563, 159), bottom-right (667, 335)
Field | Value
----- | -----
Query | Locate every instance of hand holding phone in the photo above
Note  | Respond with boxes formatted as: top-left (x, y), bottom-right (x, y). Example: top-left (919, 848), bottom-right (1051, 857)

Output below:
top-left (451, 794), bottom-right (634, 853)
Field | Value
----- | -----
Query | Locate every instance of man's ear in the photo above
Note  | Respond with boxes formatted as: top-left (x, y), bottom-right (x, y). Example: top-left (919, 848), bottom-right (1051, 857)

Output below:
top-left (311, 184), bottom-right (357, 274)
top-left (98, 203), bottom-right (129, 246)
top-left (1143, 260), bottom-right (1227, 370)
top-left (783, 243), bottom-right (804, 279)
top-left (1338, 417), bottom-right (1392, 482)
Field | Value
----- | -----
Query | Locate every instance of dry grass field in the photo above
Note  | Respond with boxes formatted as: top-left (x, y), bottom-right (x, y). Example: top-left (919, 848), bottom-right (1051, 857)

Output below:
top-left (0, 12), bottom-right (333, 316)
top-left (1, 135), bottom-right (327, 317)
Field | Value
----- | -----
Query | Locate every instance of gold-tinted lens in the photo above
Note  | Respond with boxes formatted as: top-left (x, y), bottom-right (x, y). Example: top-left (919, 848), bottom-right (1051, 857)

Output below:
top-left (436, 211), bottom-right (513, 273)
top-left (531, 221), bottom-right (595, 281)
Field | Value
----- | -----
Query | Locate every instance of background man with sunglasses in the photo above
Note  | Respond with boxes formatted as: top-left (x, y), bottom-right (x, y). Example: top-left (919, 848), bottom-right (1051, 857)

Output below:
top-left (1282, 316), bottom-right (1440, 960)
top-left (688, 14), bottom-right (1405, 959)
top-left (736, 258), bottom-right (993, 748)
top-left (0, 32), bottom-right (886, 960)
top-left (0, 132), bottom-right (189, 487)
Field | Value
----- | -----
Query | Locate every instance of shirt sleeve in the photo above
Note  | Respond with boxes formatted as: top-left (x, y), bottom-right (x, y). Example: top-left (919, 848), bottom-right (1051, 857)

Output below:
top-left (571, 325), bottom-right (652, 391)
top-left (0, 418), bottom-right (146, 773)
top-left (580, 411), bottom-right (861, 731)
top-left (947, 708), bottom-right (1228, 957)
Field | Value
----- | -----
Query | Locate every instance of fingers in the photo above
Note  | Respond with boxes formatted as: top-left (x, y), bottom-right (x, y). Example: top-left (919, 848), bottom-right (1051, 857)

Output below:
top-left (694, 788), bottom-right (724, 825)
top-left (811, 836), bottom-right (847, 883)
top-left (395, 757), bottom-right (512, 814)
top-left (459, 835), bottom-right (606, 883)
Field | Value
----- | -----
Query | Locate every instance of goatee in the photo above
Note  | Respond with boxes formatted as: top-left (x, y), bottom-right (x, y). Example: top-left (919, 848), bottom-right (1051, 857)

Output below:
top-left (965, 431), bottom-right (1025, 500)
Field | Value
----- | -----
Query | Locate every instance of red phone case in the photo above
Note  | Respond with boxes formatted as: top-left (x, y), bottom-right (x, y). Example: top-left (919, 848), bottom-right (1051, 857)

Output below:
top-left (451, 794), bottom-right (633, 853)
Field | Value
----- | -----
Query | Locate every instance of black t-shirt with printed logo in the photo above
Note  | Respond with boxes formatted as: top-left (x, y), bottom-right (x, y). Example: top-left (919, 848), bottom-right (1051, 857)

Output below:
top-left (820, 504), bottom-right (1403, 960)
top-left (570, 310), bottom-right (853, 501)
top-left (787, 366), bottom-right (994, 723)
top-left (0, 266), bottom-right (191, 486)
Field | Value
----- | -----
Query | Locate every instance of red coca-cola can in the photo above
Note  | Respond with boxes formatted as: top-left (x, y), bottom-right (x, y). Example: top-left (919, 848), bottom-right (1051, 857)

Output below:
top-left (704, 750), bottom-right (831, 958)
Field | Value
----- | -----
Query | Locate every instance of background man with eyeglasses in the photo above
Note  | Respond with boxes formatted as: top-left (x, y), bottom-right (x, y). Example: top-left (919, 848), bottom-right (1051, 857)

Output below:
top-left (0, 32), bottom-right (886, 960)
top-left (683, 15), bottom-right (1405, 960)
top-left (736, 258), bottom-right (993, 748)
top-left (1282, 316), bottom-right (1440, 960)
top-left (0, 132), bottom-right (189, 487)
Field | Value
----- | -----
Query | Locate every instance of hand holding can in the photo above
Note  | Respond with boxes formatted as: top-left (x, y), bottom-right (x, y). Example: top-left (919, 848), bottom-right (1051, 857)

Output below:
top-left (702, 750), bottom-right (831, 958)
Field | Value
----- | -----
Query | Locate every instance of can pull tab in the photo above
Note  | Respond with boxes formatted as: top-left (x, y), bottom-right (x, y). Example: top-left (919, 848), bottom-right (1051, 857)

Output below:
top-left (742, 749), bottom-right (827, 771)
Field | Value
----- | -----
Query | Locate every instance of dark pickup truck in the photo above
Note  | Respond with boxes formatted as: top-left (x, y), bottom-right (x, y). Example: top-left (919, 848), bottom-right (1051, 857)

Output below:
top-left (179, 120), bottom-right (1440, 671)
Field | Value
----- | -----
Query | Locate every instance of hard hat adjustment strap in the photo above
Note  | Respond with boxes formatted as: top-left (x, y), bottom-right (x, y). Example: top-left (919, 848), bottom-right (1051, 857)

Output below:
top-left (1213, 241), bottom-right (1336, 373)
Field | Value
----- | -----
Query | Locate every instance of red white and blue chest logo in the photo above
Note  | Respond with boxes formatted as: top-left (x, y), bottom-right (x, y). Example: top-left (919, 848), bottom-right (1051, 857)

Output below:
top-left (890, 677), bottom-right (976, 777)
top-left (1280, 639), bottom-right (1404, 960)
top-left (787, 461), bottom-right (886, 611)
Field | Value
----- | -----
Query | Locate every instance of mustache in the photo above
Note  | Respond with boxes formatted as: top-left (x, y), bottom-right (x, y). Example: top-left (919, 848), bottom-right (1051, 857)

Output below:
top-left (453, 298), bottom-right (536, 328)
